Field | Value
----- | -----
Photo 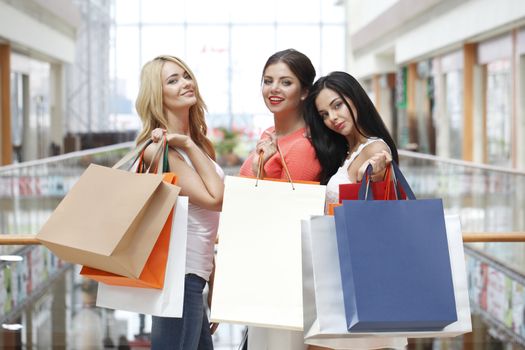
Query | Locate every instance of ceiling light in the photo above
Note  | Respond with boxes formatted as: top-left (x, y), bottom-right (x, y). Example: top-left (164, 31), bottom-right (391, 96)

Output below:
top-left (2, 324), bottom-right (23, 331)
top-left (0, 255), bottom-right (23, 262)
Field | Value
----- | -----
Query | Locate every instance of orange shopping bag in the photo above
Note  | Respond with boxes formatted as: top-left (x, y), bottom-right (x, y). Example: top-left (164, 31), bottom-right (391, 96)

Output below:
top-left (80, 172), bottom-right (177, 289)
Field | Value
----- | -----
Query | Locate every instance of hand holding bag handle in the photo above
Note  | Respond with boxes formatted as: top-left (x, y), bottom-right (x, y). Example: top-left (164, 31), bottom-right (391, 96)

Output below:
top-left (358, 161), bottom-right (415, 200)
top-left (117, 134), bottom-right (169, 174)
top-left (113, 137), bottom-right (168, 174)
top-left (255, 141), bottom-right (295, 189)
top-left (141, 136), bottom-right (169, 174)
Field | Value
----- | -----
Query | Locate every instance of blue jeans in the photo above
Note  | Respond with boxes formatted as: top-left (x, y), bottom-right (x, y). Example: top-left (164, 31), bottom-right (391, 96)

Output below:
top-left (151, 274), bottom-right (213, 350)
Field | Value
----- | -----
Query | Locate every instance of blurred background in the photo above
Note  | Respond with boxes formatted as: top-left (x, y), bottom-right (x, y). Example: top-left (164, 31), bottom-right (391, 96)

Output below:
top-left (1, 0), bottom-right (525, 349)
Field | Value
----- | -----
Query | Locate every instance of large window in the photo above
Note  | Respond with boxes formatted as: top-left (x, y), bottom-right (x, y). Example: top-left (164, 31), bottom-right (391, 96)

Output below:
top-left (110, 0), bottom-right (346, 137)
top-left (478, 35), bottom-right (513, 167)
top-left (485, 60), bottom-right (512, 166)
top-left (10, 54), bottom-right (51, 162)
top-left (445, 70), bottom-right (463, 159)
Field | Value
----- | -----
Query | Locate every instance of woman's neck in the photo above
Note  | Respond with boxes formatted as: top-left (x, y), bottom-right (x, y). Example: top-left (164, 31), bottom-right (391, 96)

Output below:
top-left (166, 108), bottom-right (190, 135)
top-left (273, 110), bottom-right (305, 137)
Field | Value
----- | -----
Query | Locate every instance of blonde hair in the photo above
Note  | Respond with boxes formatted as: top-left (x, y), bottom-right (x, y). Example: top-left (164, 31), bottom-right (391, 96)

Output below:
top-left (135, 55), bottom-right (215, 159)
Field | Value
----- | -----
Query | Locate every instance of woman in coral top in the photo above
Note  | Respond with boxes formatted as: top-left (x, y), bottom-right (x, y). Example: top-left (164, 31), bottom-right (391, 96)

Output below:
top-left (239, 48), bottom-right (321, 182)
top-left (239, 49), bottom-right (321, 350)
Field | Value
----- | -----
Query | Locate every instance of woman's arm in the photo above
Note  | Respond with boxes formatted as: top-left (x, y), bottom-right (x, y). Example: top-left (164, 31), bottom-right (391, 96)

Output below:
top-left (144, 130), bottom-right (224, 211)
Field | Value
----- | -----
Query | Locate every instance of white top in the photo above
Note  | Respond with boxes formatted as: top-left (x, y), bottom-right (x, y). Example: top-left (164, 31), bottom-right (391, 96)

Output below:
top-left (176, 148), bottom-right (224, 281)
top-left (325, 138), bottom-right (389, 205)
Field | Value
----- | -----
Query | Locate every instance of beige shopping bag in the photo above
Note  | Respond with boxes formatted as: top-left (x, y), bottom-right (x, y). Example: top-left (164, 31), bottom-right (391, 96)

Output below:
top-left (37, 163), bottom-right (180, 278)
top-left (210, 175), bottom-right (326, 331)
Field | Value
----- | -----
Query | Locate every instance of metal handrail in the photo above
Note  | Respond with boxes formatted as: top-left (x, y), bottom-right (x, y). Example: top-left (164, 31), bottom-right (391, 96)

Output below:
top-left (398, 149), bottom-right (525, 175)
top-left (0, 232), bottom-right (525, 245)
top-left (0, 142), bottom-right (134, 172)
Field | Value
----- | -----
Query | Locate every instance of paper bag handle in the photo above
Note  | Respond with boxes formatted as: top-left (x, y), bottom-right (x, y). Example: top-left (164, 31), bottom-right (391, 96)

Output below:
top-left (116, 137), bottom-right (168, 175)
top-left (358, 163), bottom-right (395, 200)
top-left (112, 139), bottom-right (152, 170)
top-left (358, 161), bottom-right (415, 200)
top-left (144, 136), bottom-right (169, 174)
top-left (255, 141), bottom-right (295, 190)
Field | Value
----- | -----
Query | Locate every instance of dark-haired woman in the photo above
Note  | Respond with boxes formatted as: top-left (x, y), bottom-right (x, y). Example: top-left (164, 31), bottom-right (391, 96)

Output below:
top-left (239, 48), bottom-right (321, 182)
top-left (304, 71), bottom-right (396, 208)
top-left (239, 49), bottom-right (321, 350)
top-left (304, 74), bottom-right (408, 349)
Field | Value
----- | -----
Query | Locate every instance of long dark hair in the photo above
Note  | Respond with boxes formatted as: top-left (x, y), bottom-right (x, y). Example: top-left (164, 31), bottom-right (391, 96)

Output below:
top-left (304, 71), bottom-right (398, 185)
top-left (262, 49), bottom-right (316, 92)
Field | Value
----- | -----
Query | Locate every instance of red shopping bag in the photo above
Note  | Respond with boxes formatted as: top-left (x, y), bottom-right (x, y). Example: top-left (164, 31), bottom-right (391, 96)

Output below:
top-left (328, 166), bottom-right (406, 215)
top-left (339, 165), bottom-right (406, 201)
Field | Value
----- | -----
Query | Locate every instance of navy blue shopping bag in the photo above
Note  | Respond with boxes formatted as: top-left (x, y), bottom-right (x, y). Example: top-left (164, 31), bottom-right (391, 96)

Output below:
top-left (333, 162), bottom-right (457, 332)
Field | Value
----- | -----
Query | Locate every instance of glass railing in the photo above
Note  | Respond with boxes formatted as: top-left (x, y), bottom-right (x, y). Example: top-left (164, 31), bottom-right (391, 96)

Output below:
top-left (0, 145), bottom-right (524, 349)
top-left (398, 150), bottom-right (525, 274)
top-left (398, 150), bottom-right (525, 348)
top-left (0, 143), bottom-right (136, 348)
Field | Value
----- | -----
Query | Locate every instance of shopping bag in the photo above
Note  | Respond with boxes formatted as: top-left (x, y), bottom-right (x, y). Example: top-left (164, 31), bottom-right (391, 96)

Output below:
top-left (210, 175), bottom-right (326, 330)
top-left (96, 196), bottom-right (188, 317)
top-left (37, 140), bottom-right (181, 278)
top-left (339, 165), bottom-right (406, 201)
top-left (302, 216), bottom-right (407, 349)
top-left (334, 162), bottom-right (457, 331)
top-left (302, 214), bottom-right (470, 341)
top-left (79, 173), bottom-right (178, 289)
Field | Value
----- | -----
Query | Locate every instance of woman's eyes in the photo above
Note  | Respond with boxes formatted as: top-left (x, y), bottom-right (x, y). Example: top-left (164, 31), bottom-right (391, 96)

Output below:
top-left (262, 79), bottom-right (293, 86)
top-left (168, 73), bottom-right (191, 85)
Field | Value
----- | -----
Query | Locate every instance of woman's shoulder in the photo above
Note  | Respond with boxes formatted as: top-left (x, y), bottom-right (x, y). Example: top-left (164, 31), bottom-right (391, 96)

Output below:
top-left (360, 138), bottom-right (390, 157)
top-left (280, 128), bottom-right (313, 148)
top-left (259, 126), bottom-right (276, 140)
top-left (281, 129), bottom-right (320, 169)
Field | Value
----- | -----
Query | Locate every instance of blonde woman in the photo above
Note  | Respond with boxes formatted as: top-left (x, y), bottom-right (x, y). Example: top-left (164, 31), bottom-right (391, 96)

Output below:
top-left (136, 55), bottom-right (223, 349)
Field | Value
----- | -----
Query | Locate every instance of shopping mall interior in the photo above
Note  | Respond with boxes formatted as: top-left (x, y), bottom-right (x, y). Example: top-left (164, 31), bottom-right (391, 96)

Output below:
top-left (1, 0), bottom-right (525, 348)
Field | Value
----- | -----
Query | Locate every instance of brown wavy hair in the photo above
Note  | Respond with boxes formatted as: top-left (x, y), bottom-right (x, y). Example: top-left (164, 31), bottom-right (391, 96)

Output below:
top-left (135, 55), bottom-right (215, 159)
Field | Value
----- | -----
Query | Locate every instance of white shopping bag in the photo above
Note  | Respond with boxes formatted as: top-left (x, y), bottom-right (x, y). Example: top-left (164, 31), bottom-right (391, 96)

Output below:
top-left (210, 176), bottom-right (326, 330)
top-left (301, 214), bottom-right (471, 346)
top-left (96, 196), bottom-right (188, 317)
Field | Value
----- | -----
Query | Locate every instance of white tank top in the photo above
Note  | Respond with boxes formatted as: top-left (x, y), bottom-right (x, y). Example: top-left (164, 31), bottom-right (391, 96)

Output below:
top-left (325, 138), bottom-right (389, 205)
top-left (175, 148), bottom-right (224, 281)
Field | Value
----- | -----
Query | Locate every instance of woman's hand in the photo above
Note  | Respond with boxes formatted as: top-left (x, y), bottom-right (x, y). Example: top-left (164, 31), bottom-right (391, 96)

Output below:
top-left (151, 128), bottom-right (166, 142)
top-left (209, 322), bottom-right (219, 335)
top-left (251, 131), bottom-right (277, 176)
top-left (151, 128), bottom-right (192, 149)
top-left (356, 150), bottom-right (392, 182)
